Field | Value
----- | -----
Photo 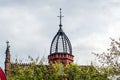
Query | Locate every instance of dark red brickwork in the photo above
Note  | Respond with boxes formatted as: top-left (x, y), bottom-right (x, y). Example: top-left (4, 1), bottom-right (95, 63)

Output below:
top-left (48, 53), bottom-right (74, 65)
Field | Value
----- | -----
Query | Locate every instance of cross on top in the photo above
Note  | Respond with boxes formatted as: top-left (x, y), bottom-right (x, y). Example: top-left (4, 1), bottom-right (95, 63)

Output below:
top-left (57, 8), bottom-right (64, 27)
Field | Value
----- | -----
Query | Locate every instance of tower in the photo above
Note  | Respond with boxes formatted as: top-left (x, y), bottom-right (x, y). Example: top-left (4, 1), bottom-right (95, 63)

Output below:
top-left (5, 41), bottom-right (11, 77)
top-left (48, 9), bottom-right (74, 65)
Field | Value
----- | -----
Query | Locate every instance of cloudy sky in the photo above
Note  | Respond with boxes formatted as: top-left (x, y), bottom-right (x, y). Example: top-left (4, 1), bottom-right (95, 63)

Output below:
top-left (0, 0), bottom-right (120, 69)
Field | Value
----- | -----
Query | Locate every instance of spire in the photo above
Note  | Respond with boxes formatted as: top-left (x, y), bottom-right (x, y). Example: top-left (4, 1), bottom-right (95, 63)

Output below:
top-left (57, 8), bottom-right (64, 28)
top-left (6, 41), bottom-right (10, 52)
top-left (5, 41), bottom-right (11, 77)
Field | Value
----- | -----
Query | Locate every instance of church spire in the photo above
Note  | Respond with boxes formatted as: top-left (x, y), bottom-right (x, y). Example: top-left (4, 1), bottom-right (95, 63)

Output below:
top-left (57, 8), bottom-right (64, 28)
top-left (6, 41), bottom-right (10, 52)
top-left (5, 41), bottom-right (11, 77)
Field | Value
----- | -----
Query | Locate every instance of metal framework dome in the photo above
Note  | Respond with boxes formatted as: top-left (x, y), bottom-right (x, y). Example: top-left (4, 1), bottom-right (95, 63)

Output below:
top-left (50, 8), bottom-right (72, 54)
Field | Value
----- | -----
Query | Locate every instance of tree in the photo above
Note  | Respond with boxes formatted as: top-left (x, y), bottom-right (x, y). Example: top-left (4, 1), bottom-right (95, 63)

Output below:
top-left (48, 62), bottom-right (65, 80)
top-left (92, 38), bottom-right (120, 79)
top-left (64, 64), bottom-right (109, 80)
top-left (65, 64), bottom-right (80, 80)
top-left (8, 57), bottom-right (110, 80)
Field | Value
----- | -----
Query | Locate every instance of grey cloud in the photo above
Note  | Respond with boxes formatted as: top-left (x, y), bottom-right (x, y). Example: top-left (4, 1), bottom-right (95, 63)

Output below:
top-left (1, 0), bottom-right (120, 69)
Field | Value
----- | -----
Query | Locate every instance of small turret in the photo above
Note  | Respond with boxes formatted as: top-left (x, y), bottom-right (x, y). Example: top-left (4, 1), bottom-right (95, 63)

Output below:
top-left (48, 9), bottom-right (74, 65)
top-left (5, 41), bottom-right (11, 77)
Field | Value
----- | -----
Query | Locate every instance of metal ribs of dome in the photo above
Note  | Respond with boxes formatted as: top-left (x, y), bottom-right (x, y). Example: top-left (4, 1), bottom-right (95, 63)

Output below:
top-left (50, 8), bottom-right (72, 54)
top-left (50, 27), bottom-right (72, 54)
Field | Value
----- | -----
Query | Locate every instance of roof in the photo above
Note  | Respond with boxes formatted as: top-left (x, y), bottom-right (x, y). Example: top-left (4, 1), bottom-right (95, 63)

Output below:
top-left (50, 9), bottom-right (72, 55)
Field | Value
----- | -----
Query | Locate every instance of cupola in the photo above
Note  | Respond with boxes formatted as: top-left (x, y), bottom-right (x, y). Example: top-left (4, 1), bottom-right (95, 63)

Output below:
top-left (48, 9), bottom-right (74, 65)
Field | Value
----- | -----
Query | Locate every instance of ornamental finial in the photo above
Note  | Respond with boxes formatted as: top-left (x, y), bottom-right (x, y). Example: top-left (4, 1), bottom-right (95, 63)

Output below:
top-left (6, 41), bottom-right (10, 49)
top-left (57, 8), bottom-right (64, 28)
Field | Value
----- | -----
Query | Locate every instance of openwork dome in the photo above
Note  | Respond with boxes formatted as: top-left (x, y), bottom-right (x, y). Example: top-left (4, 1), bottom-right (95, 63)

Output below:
top-left (50, 8), bottom-right (72, 55)
top-left (50, 27), bottom-right (72, 54)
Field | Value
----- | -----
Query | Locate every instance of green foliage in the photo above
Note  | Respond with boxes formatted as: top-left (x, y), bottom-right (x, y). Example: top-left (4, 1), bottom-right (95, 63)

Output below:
top-left (8, 62), bottom-right (109, 80)
top-left (65, 64), bottom-right (109, 80)
top-left (65, 64), bottom-right (80, 80)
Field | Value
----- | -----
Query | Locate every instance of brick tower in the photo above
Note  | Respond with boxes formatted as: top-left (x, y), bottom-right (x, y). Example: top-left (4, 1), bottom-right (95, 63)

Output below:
top-left (48, 9), bottom-right (74, 65)
top-left (5, 41), bottom-right (11, 77)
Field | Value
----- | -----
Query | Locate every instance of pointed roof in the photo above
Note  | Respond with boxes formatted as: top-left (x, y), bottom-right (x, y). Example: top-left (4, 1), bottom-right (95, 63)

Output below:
top-left (6, 41), bottom-right (10, 53)
top-left (50, 8), bottom-right (72, 54)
